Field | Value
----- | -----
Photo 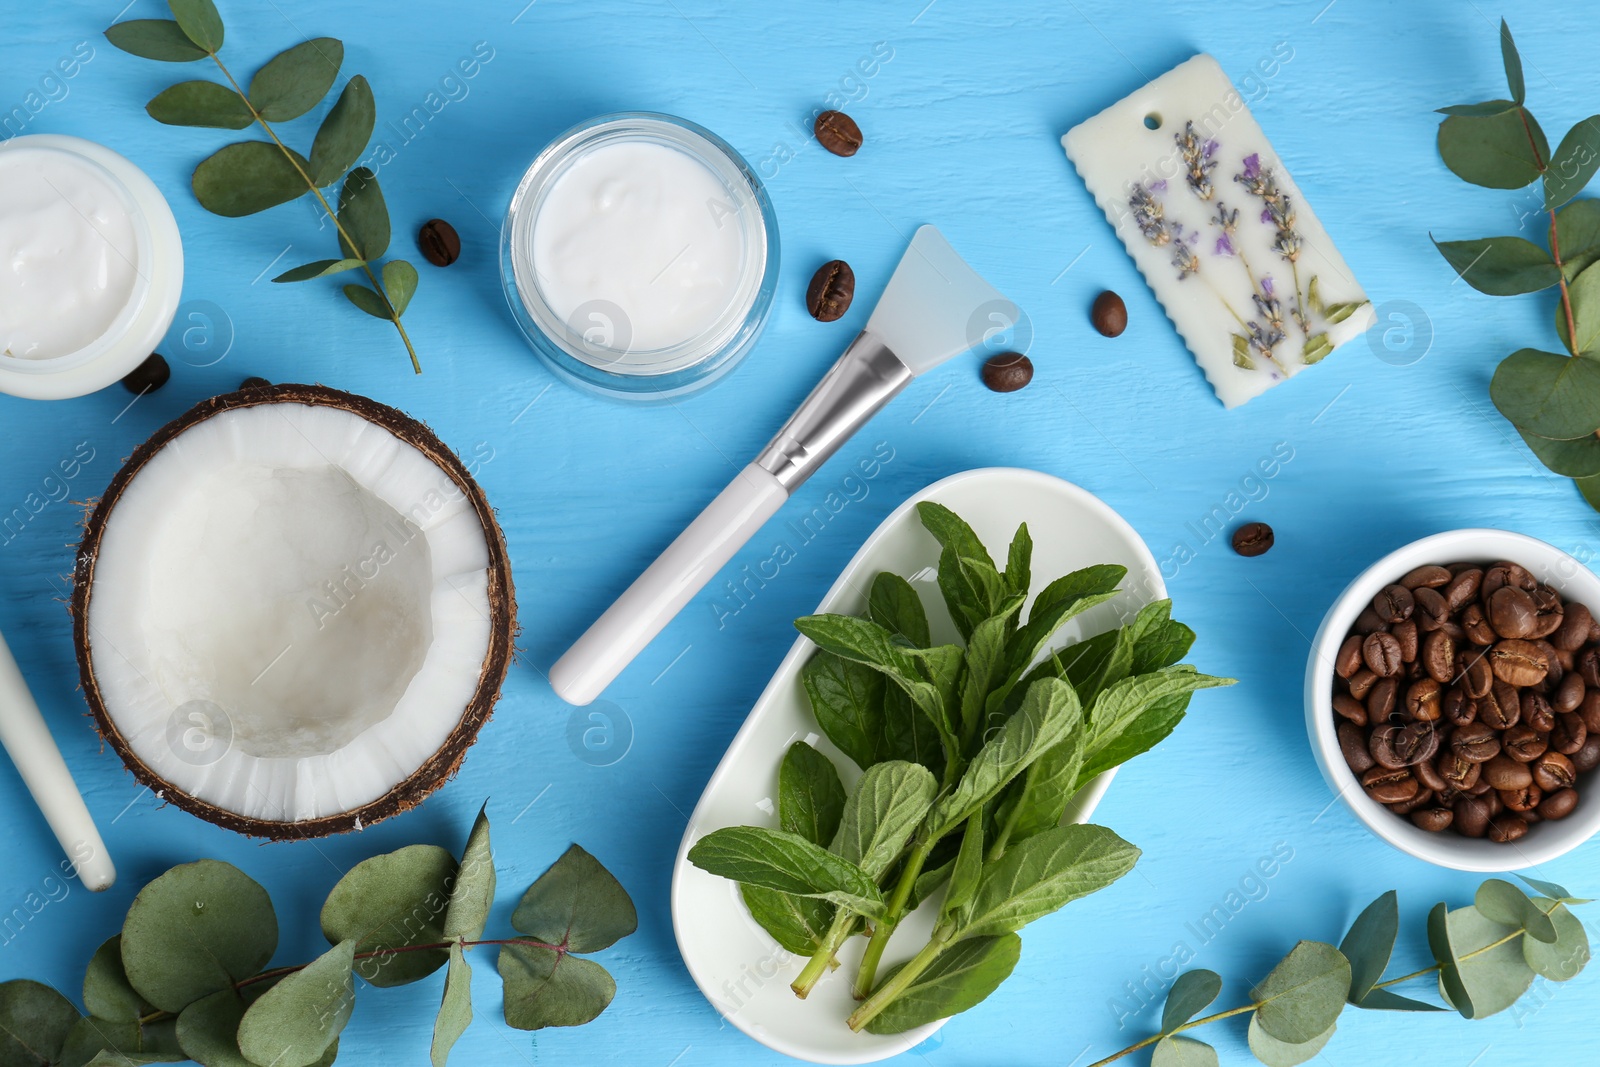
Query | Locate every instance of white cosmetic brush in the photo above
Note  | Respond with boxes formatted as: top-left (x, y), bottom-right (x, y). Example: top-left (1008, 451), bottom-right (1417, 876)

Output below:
top-left (0, 629), bottom-right (115, 890)
top-left (551, 225), bottom-right (1019, 705)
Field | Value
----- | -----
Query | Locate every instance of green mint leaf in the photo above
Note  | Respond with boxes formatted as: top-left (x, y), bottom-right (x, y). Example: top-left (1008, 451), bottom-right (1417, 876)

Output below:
top-left (916, 501), bottom-right (995, 570)
top-left (1249, 940), bottom-right (1350, 1044)
top-left (1556, 199), bottom-right (1600, 281)
top-left (1076, 690), bottom-right (1190, 788)
top-left (1558, 259), bottom-right (1600, 353)
top-left (430, 944), bottom-right (473, 1067)
top-left (320, 843), bottom-right (454, 987)
top-left (82, 937), bottom-right (152, 1024)
top-left (1522, 899), bottom-right (1590, 980)
top-left (936, 543), bottom-right (1006, 640)
top-left (309, 75), bottom-right (376, 187)
top-left (511, 844), bottom-right (637, 953)
top-left (121, 860), bottom-right (277, 1013)
top-left (960, 594), bottom-right (1026, 737)
top-left (740, 885), bottom-right (835, 956)
top-left (444, 805), bottom-right (495, 941)
top-left (793, 614), bottom-right (959, 756)
top-left (1150, 1035), bottom-right (1219, 1067)
top-left (1544, 117), bottom-right (1600, 210)
top-left (868, 571), bottom-right (931, 647)
top-left (344, 283), bottom-right (391, 319)
top-left (1475, 879), bottom-right (1558, 943)
top-left (956, 823), bottom-right (1139, 939)
top-left (146, 80), bottom-right (252, 128)
top-left (1431, 235), bottom-right (1559, 295)
top-left (1132, 610), bottom-right (1196, 674)
top-left (1003, 589), bottom-right (1119, 683)
top-left (1080, 668), bottom-right (1233, 788)
top-left (1002, 715), bottom-right (1086, 843)
top-left (1517, 425), bottom-right (1600, 477)
top-left (1339, 890), bottom-right (1399, 1002)
top-left (238, 940), bottom-right (355, 1067)
top-left (1004, 522), bottom-right (1032, 598)
top-left (799, 651), bottom-right (888, 771)
top-left (860, 934), bottom-right (1020, 1035)
top-left (499, 946), bottom-right (614, 1030)
top-left (192, 141), bottom-right (310, 217)
top-left (1031, 564), bottom-right (1126, 620)
top-left (883, 684), bottom-right (945, 779)
top-left (828, 761), bottom-right (937, 880)
top-left (167, 0), bottom-right (223, 52)
top-left (0, 980), bottom-right (81, 1067)
top-left (247, 38), bottom-right (343, 121)
top-left (1435, 99), bottom-right (1518, 117)
top-left (688, 826), bottom-right (885, 918)
top-left (1431, 904), bottom-right (1533, 1018)
top-left (940, 814), bottom-right (985, 924)
top-left (337, 166), bottom-right (391, 259)
top-left (1437, 107), bottom-right (1548, 189)
top-left (1245, 1014), bottom-right (1334, 1067)
top-left (383, 259), bottom-right (419, 316)
top-left (1490, 349), bottom-right (1600, 439)
top-left (1160, 969), bottom-right (1221, 1033)
top-left (1500, 19), bottom-right (1525, 105)
top-left (273, 257), bottom-right (364, 283)
top-left (778, 741), bottom-right (847, 847)
top-left (104, 20), bottom-right (208, 61)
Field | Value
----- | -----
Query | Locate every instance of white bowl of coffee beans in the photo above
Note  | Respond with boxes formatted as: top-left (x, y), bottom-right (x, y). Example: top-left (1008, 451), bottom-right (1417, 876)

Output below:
top-left (1305, 529), bottom-right (1600, 871)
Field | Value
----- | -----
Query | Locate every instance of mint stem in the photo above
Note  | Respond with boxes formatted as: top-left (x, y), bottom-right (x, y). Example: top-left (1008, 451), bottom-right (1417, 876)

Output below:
top-left (853, 839), bottom-right (933, 999)
top-left (793, 911), bottom-right (858, 998)
top-left (846, 922), bottom-right (953, 1031)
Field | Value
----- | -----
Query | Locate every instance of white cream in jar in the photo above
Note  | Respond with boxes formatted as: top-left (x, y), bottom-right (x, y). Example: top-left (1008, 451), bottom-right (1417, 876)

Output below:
top-left (0, 135), bottom-right (183, 401)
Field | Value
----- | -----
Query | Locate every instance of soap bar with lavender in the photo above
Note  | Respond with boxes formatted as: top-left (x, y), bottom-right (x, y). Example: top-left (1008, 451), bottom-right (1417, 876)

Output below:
top-left (1062, 54), bottom-right (1373, 409)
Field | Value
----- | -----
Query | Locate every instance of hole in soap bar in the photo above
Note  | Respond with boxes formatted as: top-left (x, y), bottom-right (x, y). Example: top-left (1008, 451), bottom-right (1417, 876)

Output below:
top-left (1143, 113), bottom-right (1162, 130)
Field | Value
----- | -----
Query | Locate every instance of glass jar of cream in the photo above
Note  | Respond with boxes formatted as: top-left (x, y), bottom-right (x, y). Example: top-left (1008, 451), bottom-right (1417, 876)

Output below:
top-left (501, 113), bottom-right (778, 401)
top-left (0, 135), bottom-right (184, 401)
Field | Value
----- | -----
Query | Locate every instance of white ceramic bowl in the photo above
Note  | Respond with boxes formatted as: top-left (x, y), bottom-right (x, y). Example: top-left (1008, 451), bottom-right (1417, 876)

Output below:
top-left (1305, 529), bottom-right (1600, 872)
top-left (671, 468), bottom-right (1166, 1064)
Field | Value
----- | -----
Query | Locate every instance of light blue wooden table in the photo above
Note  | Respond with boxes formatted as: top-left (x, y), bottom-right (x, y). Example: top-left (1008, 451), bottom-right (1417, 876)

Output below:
top-left (2, 1), bottom-right (1594, 1063)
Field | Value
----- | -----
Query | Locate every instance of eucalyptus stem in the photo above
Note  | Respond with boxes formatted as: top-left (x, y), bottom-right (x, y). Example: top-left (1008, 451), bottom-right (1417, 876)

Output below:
top-left (853, 839), bottom-right (935, 999)
top-left (208, 50), bottom-right (420, 373)
top-left (847, 922), bottom-right (954, 1032)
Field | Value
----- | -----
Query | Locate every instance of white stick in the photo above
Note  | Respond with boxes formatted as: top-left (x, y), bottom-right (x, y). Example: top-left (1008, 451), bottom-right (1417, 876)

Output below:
top-left (0, 629), bottom-right (115, 891)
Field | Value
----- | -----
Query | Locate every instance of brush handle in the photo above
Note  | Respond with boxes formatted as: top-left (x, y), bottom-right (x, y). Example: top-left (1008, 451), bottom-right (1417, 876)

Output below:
top-left (550, 464), bottom-right (789, 706)
top-left (0, 630), bottom-right (115, 891)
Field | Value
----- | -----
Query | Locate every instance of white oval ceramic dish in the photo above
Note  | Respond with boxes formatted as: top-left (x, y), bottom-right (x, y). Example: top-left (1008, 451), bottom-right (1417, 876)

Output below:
top-left (670, 467), bottom-right (1166, 1064)
top-left (1305, 528), bottom-right (1600, 872)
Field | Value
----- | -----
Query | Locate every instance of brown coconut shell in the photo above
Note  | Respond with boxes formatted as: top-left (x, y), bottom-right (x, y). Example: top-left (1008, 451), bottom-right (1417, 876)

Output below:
top-left (72, 383), bottom-right (516, 840)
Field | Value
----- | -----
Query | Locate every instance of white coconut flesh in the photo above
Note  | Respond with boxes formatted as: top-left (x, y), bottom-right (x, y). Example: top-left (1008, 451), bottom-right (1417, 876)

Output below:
top-left (85, 401), bottom-right (495, 824)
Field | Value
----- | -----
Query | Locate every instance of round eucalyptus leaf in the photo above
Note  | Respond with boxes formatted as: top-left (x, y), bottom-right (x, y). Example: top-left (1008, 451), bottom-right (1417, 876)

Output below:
top-left (1249, 941), bottom-right (1350, 1044)
top-left (443, 806), bottom-right (495, 941)
top-left (512, 845), bottom-right (637, 953)
top-left (192, 142), bottom-right (310, 218)
top-left (146, 81), bottom-right (252, 129)
top-left (177, 986), bottom-right (341, 1067)
top-left (167, 0), bottom-right (223, 53)
top-left (1544, 116), bottom-right (1600, 211)
top-left (1160, 969), bottom-right (1221, 1033)
top-left (430, 944), bottom-right (473, 1067)
top-left (1517, 426), bottom-right (1600, 478)
top-left (120, 860), bottom-right (277, 1013)
top-left (1438, 107), bottom-right (1548, 189)
top-left (1432, 236), bottom-right (1558, 296)
top-left (1149, 1035), bottom-right (1218, 1067)
top-left (1474, 879), bottom-right (1558, 943)
top-left (1557, 199), bottom-right (1600, 282)
top-left (1579, 472), bottom-right (1600, 513)
top-left (309, 76), bottom-right (375, 187)
top-left (1435, 905), bottom-right (1534, 1019)
top-left (320, 843), bottom-right (455, 988)
top-left (1523, 901), bottom-right (1591, 981)
top-left (498, 946), bottom-right (615, 1031)
top-left (1246, 1014), bottom-right (1335, 1067)
top-left (1490, 349), bottom-right (1600, 440)
top-left (247, 38), bottom-right (343, 122)
top-left (237, 940), bottom-right (355, 1067)
top-left (336, 167), bottom-right (390, 261)
top-left (383, 260), bottom-right (419, 318)
top-left (343, 284), bottom-right (391, 320)
top-left (0, 979), bottom-right (81, 1067)
top-left (1338, 890), bottom-right (1398, 1002)
top-left (103, 20), bottom-right (207, 62)
top-left (1558, 260), bottom-right (1600, 354)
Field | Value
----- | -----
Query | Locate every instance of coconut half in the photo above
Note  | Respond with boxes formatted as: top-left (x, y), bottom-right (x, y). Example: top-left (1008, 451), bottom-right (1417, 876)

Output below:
top-left (73, 384), bottom-right (514, 838)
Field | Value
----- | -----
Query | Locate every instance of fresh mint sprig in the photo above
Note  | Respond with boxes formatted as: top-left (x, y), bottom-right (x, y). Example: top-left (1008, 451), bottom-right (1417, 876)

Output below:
top-left (105, 0), bottom-right (423, 372)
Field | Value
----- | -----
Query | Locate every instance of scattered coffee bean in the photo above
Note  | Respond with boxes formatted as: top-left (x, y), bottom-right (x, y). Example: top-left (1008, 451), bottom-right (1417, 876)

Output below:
top-left (1231, 522), bottom-right (1274, 557)
top-left (121, 353), bottom-right (170, 394)
top-left (1090, 290), bottom-right (1128, 337)
top-left (814, 110), bottom-right (863, 156)
top-left (980, 352), bottom-right (1033, 393)
top-left (417, 218), bottom-right (461, 267)
top-left (806, 259), bottom-right (856, 322)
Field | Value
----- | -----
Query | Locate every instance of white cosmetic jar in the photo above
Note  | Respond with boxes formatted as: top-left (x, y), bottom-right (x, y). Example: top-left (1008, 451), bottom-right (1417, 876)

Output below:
top-left (0, 134), bottom-right (183, 401)
top-left (500, 113), bottom-right (779, 402)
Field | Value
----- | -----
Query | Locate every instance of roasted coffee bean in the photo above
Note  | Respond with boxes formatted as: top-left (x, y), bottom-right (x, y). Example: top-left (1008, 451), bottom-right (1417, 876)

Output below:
top-left (1440, 619), bottom-right (1468, 644)
top-left (1362, 766), bottom-right (1418, 804)
top-left (1485, 791), bottom-right (1505, 818)
top-left (1501, 783), bottom-right (1543, 812)
top-left (1395, 722), bottom-right (1440, 765)
top-left (1412, 807), bottom-right (1454, 832)
top-left (1523, 808), bottom-right (1544, 825)
top-left (1582, 691), bottom-right (1600, 733)
top-left (1412, 586), bottom-right (1450, 631)
top-left (1461, 603), bottom-right (1497, 645)
top-left (1405, 658), bottom-right (1426, 682)
top-left (1230, 521), bottom-right (1274, 557)
top-left (1367, 676), bottom-right (1399, 721)
top-left (1364, 632), bottom-right (1404, 677)
top-left (417, 218), bottom-right (461, 267)
top-left (1484, 754), bottom-right (1534, 789)
top-left (1554, 602), bottom-right (1594, 651)
top-left (1090, 291), bottom-right (1128, 337)
top-left (1335, 634), bottom-right (1363, 678)
top-left (1489, 639), bottom-right (1549, 686)
top-left (1400, 564), bottom-right (1452, 590)
top-left (1353, 607), bottom-right (1388, 635)
top-left (1525, 689), bottom-right (1557, 733)
top-left (1423, 631), bottom-right (1456, 684)
top-left (1539, 788), bottom-right (1579, 820)
top-left (1557, 646), bottom-right (1577, 673)
top-left (1389, 788), bottom-right (1435, 815)
top-left (1552, 711), bottom-right (1588, 755)
top-left (1374, 584), bottom-right (1416, 623)
top-left (814, 110), bottom-right (863, 156)
top-left (121, 353), bottom-right (170, 394)
top-left (1370, 723), bottom-right (1407, 769)
top-left (1333, 693), bottom-right (1368, 726)
top-left (1348, 669), bottom-right (1378, 700)
top-left (1478, 681), bottom-right (1520, 730)
top-left (1443, 686), bottom-right (1475, 726)
top-left (1457, 651), bottom-right (1493, 698)
top-left (1535, 639), bottom-right (1562, 684)
top-left (1502, 725), bottom-right (1547, 763)
top-left (1487, 585), bottom-right (1538, 639)
top-left (1484, 561), bottom-right (1535, 597)
top-left (1488, 814), bottom-right (1529, 843)
top-left (1438, 751), bottom-right (1481, 790)
top-left (807, 259), bottom-right (856, 321)
top-left (1576, 734), bottom-right (1600, 773)
top-left (1532, 751), bottom-right (1576, 792)
top-left (1581, 646), bottom-right (1600, 688)
top-left (1444, 568), bottom-right (1483, 611)
top-left (1466, 775), bottom-right (1494, 796)
top-left (1451, 723), bottom-right (1501, 763)
top-left (1339, 721), bottom-right (1376, 774)
top-left (1555, 672), bottom-right (1587, 714)
top-left (1529, 587), bottom-right (1565, 639)
top-left (1454, 795), bottom-right (1492, 837)
top-left (980, 352), bottom-right (1033, 393)
top-left (1415, 756), bottom-right (1448, 793)
top-left (1405, 678), bottom-right (1442, 722)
